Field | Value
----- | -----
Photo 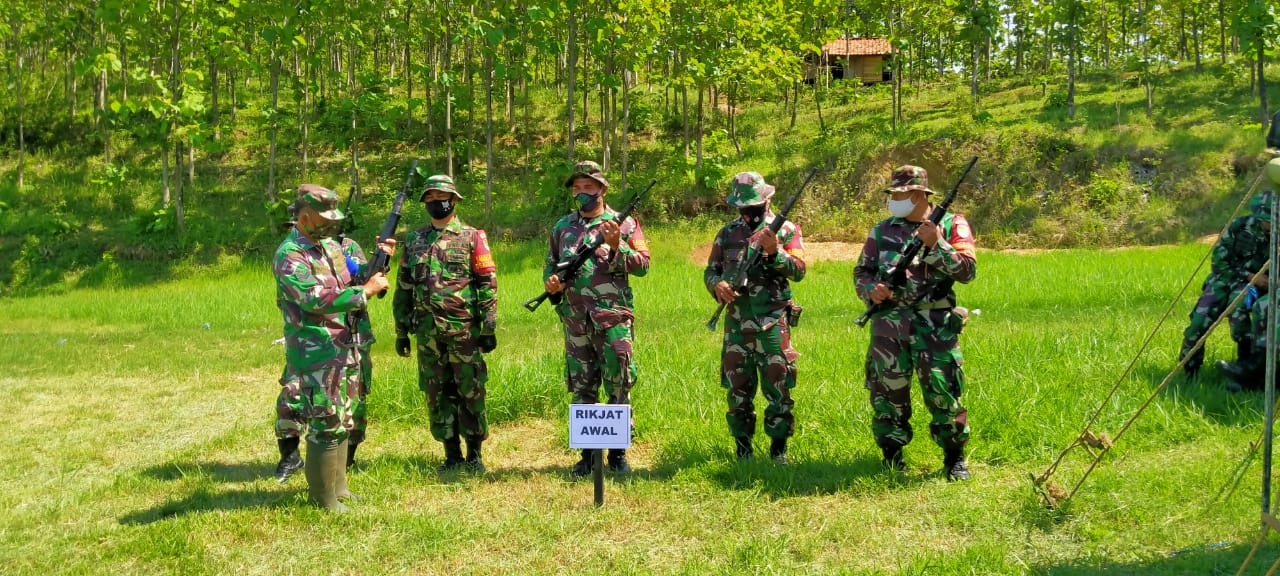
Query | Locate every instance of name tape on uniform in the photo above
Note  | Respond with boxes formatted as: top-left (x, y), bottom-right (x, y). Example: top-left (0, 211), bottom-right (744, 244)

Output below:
top-left (568, 404), bottom-right (632, 449)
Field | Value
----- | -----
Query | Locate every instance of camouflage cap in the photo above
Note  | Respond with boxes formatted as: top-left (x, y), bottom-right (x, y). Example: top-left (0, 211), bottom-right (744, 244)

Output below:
top-left (293, 184), bottom-right (345, 220)
top-left (726, 171), bottom-right (776, 208)
top-left (421, 174), bottom-right (463, 200)
top-left (886, 165), bottom-right (934, 195)
top-left (564, 160), bottom-right (610, 189)
top-left (1250, 190), bottom-right (1275, 223)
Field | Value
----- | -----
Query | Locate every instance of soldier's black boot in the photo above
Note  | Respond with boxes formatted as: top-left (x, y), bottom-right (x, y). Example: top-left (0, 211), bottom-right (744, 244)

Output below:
top-left (944, 449), bottom-right (971, 482)
top-left (464, 435), bottom-right (486, 474)
top-left (572, 449), bottom-right (594, 478)
top-left (607, 449), bottom-right (631, 473)
top-left (304, 440), bottom-right (348, 512)
top-left (346, 441), bottom-right (359, 471)
top-left (769, 438), bottom-right (789, 465)
top-left (734, 436), bottom-right (754, 460)
top-left (881, 445), bottom-right (906, 472)
top-left (438, 436), bottom-right (464, 472)
top-left (274, 437), bottom-right (304, 484)
top-left (1218, 353), bottom-right (1266, 392)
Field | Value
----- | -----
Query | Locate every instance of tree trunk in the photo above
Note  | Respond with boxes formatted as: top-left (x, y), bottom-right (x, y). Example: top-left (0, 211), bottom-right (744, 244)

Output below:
top-left (813, 76), bottom-right (825, 131)
top-left (445, 8), bottom-right (455, 177)
top-left (1260, 42), bottom-right (1270, 125)
top-left (485, 52), bottom-right (494, 226)
top-left (621, 68), bottom-right (631, 191)
top-left (682, 83), bottom-right (690, 158)
top-left (268, 42), bottom-right (281, 202)
top-left (789, 80), bottom-right (798, 128)
top-left (728, 82), bottom-right (742, 157)
top-left (566, 5), bottom-right (577, 162)
top-left (162, 134), bottom-right (171, 209)
top-left (1219, 0), bottom-right (1227, 64)
top-left (15, 46), bottom-right (24, 192)
top-left (1067, 27), bottom-right (1077, 119)
top-left (175, 136), bottom-right (186, 234)
top-left (210, 57), bottom-right (220, 141)
top-left (695, 85), bottom-right (704, 170)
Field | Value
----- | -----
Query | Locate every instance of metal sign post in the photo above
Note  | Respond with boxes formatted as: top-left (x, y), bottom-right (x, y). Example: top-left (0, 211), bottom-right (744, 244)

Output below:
top-left (569, 404), bottom-right (632, 507)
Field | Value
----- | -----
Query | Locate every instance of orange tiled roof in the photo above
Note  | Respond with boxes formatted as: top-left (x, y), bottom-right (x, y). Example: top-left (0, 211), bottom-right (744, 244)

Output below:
top-left (822, 37), bottom-right (894, 56)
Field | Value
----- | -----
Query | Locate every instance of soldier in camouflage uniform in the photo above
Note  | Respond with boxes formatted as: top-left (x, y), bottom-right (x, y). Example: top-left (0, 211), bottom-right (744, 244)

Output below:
top-left (393, 175), bottom-right (498, 473)
top-left (274, 184), bottom-right (392, 511)
top-left (1179, 189), bottom-right (1272, 378)
top-left (1217, 159), bottom-right (1280, 390)
top-left (544, 160), bottom-right (650, 476)
top-left (272, 221), bottom-right (379, 481)
top-left (854, 165), bottom-right (977, 481)
top-left (704, 172), bottom-right (806, 463)
top-left (340, 237), bottom-right (376, 469)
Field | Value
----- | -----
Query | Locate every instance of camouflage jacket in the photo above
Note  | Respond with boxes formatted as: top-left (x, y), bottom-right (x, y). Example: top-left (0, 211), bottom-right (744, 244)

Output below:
top-left (393, 217), bottom-right (498, 340)
top-left (703, 213), bottom-right (806, 332)
top-left (274, 228), bottom-right (367, 372)
top-left (543, 206), bottom-right (650, 324)
top-left (854, 212), bottom-right (977, 337)
top-left (1211, 216), bottom-right (1269, 285)
top-left (340, 238), bottom-right (376, 347)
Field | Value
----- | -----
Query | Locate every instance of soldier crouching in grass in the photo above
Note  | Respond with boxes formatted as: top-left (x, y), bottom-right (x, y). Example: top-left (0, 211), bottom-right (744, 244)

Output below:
top-left (392, 175), bottom-right (498, 474)
top-left (274, 184), bottom-right (394, 511)
top-left (703, 172), bottom-right (806, 464)
top-left (854, 165), bottom-right (976, 481)
top-left (544, 160), bottom-right (650, 477)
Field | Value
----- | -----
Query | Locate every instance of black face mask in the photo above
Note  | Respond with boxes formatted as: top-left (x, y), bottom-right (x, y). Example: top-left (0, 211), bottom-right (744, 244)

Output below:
top-left (739, 205), bottom-right (767, 228)
top-left (426, 199), bottom-right (455, 220)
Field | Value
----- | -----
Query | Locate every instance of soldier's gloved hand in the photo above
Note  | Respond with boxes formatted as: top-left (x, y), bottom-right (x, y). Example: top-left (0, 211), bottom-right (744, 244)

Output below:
top-left (396, 336), bottom-right (412, 357)
top-left (476, 334), bottom-right (498, 353)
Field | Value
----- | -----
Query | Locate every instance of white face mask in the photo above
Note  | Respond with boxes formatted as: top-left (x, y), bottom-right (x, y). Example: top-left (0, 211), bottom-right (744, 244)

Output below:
top-left (887, 198), bottom-right (916, 218)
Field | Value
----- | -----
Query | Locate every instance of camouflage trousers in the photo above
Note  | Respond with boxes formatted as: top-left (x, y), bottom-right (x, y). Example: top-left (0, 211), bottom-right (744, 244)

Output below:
top-left (277, 347), bottom-right (371, 445)
top-left (721, 319), bottom-right (798, 439)
top-left (282, 358), bottom-right (359, 446)
top-left (417, 328), bottom-right (488, 441)
top-left (561, 311), bottom-right (637, 406)
top-left (1180, 275), bottom-right (1253, 365)
top-left (865, 309), bottom-right (969, 452)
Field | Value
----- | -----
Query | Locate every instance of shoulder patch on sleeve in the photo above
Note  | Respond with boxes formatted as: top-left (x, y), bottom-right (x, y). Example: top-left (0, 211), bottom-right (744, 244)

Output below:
top-left (627, 219), bottom-right (650, 254)
top-left (472, 229), bottom-right (496, 274)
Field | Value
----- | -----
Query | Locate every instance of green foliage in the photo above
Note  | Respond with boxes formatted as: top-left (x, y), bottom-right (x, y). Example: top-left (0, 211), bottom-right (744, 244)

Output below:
top-left (133, 208), bottom-right (173, 235)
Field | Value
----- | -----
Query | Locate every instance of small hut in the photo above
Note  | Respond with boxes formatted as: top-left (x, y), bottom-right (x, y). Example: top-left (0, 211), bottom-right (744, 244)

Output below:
top-left (806, 37), bottom-right (895, 84)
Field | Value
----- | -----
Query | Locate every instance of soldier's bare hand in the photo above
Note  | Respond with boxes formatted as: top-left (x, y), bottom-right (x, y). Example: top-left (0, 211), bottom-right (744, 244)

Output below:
top-left (917, 221), bottom-right (939, 248)
top-left (545, 275), bottom-right (563, 294)
top-left (714, 281), bottom-right (737, 304)
top-left (870, 283), bottom-right (892, 304)
top-left (1252, 274), bottom-right (1270, 289)
top-left (601, 220), bottom-right (622, 251)
top-left (752, 228), bottom-right (779, 255)
top-left (363, 272), bottom-right (390, 297)
top-left (375, 235), bottom-right (396, 256)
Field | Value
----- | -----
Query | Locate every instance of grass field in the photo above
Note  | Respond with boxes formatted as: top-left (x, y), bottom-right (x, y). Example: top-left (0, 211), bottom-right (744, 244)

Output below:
top-left (5, 226), bottom-right (1280, 575)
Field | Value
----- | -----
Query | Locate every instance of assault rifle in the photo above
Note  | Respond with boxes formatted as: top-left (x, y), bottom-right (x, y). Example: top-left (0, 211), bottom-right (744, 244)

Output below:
top-left (705, 168), bottom-right (818, 332)
top-left (853, 155), bottom-right (978, 328)
top-left (523, 179), bottom-right (657, 312)
top-left (357, 159), bottom-right (418, 298)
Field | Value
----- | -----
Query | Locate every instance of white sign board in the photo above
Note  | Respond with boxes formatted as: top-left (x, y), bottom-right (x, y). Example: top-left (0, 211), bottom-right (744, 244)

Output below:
top-left (568, 404), bottom-right (632, 449)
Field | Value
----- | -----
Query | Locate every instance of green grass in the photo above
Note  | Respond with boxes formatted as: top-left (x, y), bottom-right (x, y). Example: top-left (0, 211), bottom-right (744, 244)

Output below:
top-left (4, 227), bottom-right (1280, 574)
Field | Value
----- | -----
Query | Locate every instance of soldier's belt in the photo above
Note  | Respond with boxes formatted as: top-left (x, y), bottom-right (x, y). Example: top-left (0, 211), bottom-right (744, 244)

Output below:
top-left (914, 300), bottom-right (953, 311)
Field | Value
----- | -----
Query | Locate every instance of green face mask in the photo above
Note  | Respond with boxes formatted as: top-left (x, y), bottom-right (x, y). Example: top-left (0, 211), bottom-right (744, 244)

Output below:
top-left (575, 192), bottom-right (601, 212)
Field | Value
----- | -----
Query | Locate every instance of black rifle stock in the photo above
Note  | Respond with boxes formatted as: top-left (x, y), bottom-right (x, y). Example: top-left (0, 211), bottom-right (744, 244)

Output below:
top-left (853, 155), bottom-right (978, 328)
top-left (706, 168), bottom-right (818, 332)
top-left (357, 159), bottom-right (418, 299)
top-left (524, 179), bottom-right (657, 312)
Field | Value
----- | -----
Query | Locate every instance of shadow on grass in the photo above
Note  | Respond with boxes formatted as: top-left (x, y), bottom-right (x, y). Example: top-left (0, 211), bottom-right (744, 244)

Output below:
top-left (139, 460), bottom-right (274, 483)
top-left (118, 486), bottom-right (295, 525)
top-left (646, 440), bottom-right (926, 497)
top-left (1040, 540), bottom-right (1280, 575)
top-left (1133, 360), bottom-right (1267, 428)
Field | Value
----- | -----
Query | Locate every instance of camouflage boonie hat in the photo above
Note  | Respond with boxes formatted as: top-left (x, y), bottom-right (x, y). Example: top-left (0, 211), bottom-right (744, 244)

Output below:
top-left (293, 184), bottom-right (345, 220)
top-left (564, 160), bottom-right (610, 189)
top-left (421, 174), bottom-right (462, 201)
top-left (886, 165), bottom-right (934, 195)
top-left (726, 171), bottom-right (776, 208)
top-left (1250, 190), bottom-right (1275, 223)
